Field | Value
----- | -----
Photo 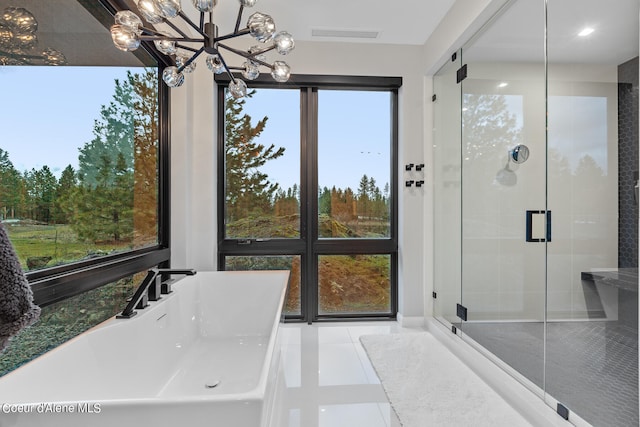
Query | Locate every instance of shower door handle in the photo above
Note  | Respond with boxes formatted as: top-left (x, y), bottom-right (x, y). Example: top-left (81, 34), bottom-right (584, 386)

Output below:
top-left (526, 210), bottom-right (551, 242)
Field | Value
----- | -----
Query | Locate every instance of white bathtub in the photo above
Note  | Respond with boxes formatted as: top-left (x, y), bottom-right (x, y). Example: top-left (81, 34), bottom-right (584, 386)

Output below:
top-left (0, 270), bottom-right (289, 427)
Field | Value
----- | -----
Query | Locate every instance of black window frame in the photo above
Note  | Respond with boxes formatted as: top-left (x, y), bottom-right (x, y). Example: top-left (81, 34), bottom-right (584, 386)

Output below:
top-left (216, 73), bottom-right (401, 323)
top-left (26, 0), bottom-right (174, 308)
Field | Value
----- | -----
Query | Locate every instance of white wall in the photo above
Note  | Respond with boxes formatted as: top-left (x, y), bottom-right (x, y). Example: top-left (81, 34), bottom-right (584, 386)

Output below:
top-left (170, 40), bottom-right (427, 320)
top-left (170, 64), bottom-right (217, 272)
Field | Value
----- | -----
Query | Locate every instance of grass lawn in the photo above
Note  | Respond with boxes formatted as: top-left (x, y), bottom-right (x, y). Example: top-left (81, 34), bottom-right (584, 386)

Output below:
top-left (4, 222), bottom-right (131, 271)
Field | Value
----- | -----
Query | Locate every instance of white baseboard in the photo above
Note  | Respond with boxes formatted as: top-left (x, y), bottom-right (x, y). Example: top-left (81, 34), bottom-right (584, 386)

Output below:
top-left (396, 313), bottom-right (425, 328)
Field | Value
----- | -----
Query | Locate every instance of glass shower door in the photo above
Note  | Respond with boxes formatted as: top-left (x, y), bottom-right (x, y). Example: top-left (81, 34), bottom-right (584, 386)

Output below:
top-left (433, 49), bottom-right (462, 326)
top-left (458, 0), bottom-right (547, 391)
top-left (545, 0), bottom-right (639, 425)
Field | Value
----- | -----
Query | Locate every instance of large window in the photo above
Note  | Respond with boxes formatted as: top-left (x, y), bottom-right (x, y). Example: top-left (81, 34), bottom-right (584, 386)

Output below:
top-left (2, 67), bottom-right (160, 271)
top-left (0, 0), bottom-right (171, 374)
top-left (217, 76), bottom-right (400, 322)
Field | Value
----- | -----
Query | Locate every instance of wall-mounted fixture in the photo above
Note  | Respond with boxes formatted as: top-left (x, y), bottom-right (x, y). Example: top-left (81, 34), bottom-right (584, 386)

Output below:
top-left (405, 163), bottom-right (414, 171)
top-left (405, 180), bottom-right (414, 187)
top-left (0, 7), bottom-right (66, 65)
top-left (416, 180), bottom-right (424, 187)
top-left (510, 144), bottom-right (530, 164)
top-left (416, 164), bottom-right (425, 171)
top-left (109, 0), bottom-right (295, 97)
top-left (496, 145), bottom-right (530, 186)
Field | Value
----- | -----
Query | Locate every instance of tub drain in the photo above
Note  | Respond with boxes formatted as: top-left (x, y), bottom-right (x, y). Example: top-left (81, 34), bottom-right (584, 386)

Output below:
top-left (205, 380), bottom-right (221, 389)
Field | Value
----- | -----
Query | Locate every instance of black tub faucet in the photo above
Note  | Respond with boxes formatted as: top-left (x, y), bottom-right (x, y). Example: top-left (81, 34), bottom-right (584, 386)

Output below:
top-left (117, 268), bottom-right (196, 319)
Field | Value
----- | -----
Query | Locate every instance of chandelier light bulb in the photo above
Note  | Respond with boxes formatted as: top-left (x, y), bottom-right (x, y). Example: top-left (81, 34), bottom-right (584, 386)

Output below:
top-left (155, 0), bottom-right (182, 19)
top-left (273, 31), bottom-right (294, 55)
top-left (42, 47), bottom-right (66, 65)
top-left (206, 54), bottom-right (226, 74)
top-left (115, 11), bottom-right (143, 34)
top-left (192, 0), bottom-right (218, 12)
top-left (242, 61), bottom-right (260, 80)
top-left (163, 66), bottom-right (185, 87)
top-left (248, 12), bottom-right (276, 42)
top-left (229, 79), bottom-right (248, 98)
top-left (271, 61), bottom-right (290, 82)
top-left (14, 32), bottom-right (37, 50)
top-left (239, 0), bottom-right (258, 7)
top-left (0, 6), bottom-right (67, 65)
top-left (2, 7), bottom-right (37, 34)
top-left (154, 33), bottom-right (177, 55)
top-left (176, 53), bottom-right (196, 73)
top-left (133, 0), bottom-right (164, 24)
top-left (0, 27), bottom-right (12, 49)
top-left (110, 24), bottom-right (140, 51)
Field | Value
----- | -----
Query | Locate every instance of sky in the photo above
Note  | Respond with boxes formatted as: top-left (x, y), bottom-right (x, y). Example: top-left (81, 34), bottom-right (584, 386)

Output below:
top-left (1, 66), bottom-right (393, 193)
top-left (242, 88), bottom-right (392, 193)
top-left (0, 66), bottom-right (135, 178)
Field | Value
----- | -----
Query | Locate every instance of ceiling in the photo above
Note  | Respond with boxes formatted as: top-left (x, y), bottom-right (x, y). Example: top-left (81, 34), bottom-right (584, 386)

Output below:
top-left (0, 0), bottom-right (637, 67)
top-left (208, 0), bottom-right (457, 46)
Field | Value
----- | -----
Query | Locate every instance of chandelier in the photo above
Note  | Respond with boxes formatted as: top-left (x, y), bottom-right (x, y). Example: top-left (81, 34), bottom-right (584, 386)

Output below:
top-left (0, 7), bottom-right (67, 66)
top-left (110, 0), bottom-right (295, 98)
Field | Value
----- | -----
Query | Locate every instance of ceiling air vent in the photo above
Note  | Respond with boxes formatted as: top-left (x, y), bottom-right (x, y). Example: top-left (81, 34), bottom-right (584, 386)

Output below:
top-left (311, 28), bottom-right (380, 39)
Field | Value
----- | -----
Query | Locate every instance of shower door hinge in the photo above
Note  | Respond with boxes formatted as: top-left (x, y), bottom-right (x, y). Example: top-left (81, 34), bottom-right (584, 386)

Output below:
top-left (557, 403), bottom-right (569, 420)
top-left (432, 291), bottom-right (437, 299)
top-left (456, 64), bottom-right (468, 83)
top-left (456, 303), bottom-right (468, 321)
top-left (432, 94), bottom-right (437, 102)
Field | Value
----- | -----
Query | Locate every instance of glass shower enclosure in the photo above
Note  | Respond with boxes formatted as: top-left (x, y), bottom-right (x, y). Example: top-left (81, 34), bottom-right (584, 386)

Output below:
top-left (433, 0), bottom-right (638, 425)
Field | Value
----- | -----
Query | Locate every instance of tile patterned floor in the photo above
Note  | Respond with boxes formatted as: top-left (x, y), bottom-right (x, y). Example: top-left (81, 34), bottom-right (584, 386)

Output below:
top-left (463, 321), bottom-right (639, 427)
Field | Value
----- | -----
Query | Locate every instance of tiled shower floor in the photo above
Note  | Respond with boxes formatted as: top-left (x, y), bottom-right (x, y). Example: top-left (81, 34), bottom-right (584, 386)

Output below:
top-left (462, 321), bottom-right (638, 427)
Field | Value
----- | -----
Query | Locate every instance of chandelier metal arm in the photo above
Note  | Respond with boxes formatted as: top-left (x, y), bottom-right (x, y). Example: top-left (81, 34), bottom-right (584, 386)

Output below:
top-left (175, 43), bottom-right (201, 53)
top-left (177, 11), bottom-right (207, 37)
top-left (213, 28), bottom-right (251, 43)
top-left (248, 44), bottom-right (276, 57)
top-left (140, 35), bottom-right (204, 43)
top-left (160, 17), bottom-right (193, 39)
top-left (215, 50), bottom-right (237, 84)
top-left (234, 5), bottom-right (245, 34)
top-left (176, 46), bottom-right (204, 73)
top-left (217, 42), bottom-right (273, 69)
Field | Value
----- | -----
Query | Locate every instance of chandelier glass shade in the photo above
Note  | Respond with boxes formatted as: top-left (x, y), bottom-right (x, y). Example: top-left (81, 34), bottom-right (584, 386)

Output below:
top-left (0, 7), bottom-right (66, 66)
top-left (110, 0), bottom-right (295, 97)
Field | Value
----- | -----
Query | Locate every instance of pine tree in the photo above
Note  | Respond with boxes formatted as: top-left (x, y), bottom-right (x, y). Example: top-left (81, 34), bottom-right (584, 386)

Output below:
top-left (224, 90), bottom-right (285, 222)
top-left (54, 165), bottom-right (77, 224)
top-left (69, 69), bottom-right (156, 244)
top-left (0, 149), bottom-right (22, 220)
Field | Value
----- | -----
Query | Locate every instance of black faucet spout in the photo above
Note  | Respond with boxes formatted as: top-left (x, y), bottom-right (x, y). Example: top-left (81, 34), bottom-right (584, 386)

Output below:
top-left (117, 268), bottom-right (197, 319)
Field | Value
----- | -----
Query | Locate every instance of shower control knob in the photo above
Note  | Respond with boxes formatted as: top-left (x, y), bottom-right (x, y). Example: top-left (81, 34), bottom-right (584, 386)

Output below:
top-left (511, 144), bottom-right (530, 164)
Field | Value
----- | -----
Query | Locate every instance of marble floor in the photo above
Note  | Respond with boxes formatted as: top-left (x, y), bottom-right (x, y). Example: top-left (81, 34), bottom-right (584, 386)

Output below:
top-left (271, 322), bottom-right (404, 427)
top-left (270, 322), bottom-right (540, 427)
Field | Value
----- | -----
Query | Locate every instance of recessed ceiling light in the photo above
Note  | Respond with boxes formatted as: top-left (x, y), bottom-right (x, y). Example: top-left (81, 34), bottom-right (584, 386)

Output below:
top-left (498, 82), bottom-right (508, 88)
top-left (578, 27), bottom-right (595, 37)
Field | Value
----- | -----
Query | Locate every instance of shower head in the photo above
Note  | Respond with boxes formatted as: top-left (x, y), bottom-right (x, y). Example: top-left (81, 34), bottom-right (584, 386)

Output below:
top-left (495, 160), bottom-right (517, 186)
top-left (495, 145), bottom-right (529, 186)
